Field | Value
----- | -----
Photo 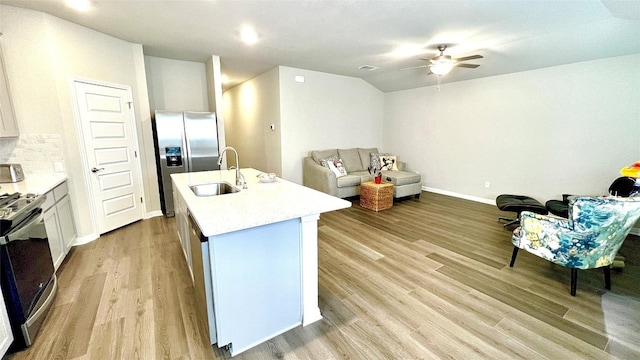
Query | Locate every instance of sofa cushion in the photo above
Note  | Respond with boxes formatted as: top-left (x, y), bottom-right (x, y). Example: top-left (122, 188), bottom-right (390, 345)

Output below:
top-left (336, 174), bottom-right (361, 188)
top-left (338, 148), bottom-right (364, 172)
top-left (358, 148), bottom-right (379, 170)
top-left (383, 170), bottom-right (421, 186)
top-left (311, 149), bottom-right (338, 165)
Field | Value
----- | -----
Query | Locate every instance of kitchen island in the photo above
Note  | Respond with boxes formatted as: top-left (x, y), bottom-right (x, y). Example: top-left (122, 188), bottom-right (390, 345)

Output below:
top-left (171, 168), bottom-right (350, 356)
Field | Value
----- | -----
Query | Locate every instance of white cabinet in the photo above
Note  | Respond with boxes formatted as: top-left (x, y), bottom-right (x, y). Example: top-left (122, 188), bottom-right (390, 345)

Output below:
top-left (0, 286), bottom-right (14, 357)
top-left (43, 181), bottom-right (77, 270)
top-left (0, 44), bottom-right (18, 138)
top-left (44, 204), bottom-right (65, 270)
top-left (173, 180), bottom-right (191, 276)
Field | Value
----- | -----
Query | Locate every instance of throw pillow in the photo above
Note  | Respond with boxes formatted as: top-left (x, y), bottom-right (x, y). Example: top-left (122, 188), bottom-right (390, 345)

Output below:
top-left (327, 159), bottom-right (348, 178)
top-left (369, 152), bottom-right (382, 171)
top-left (319, 155), bottom-right (338, 168)
top-left (358, 148), bottom-right (379, 170)
top-left (379, 155), bottom-right (398, 171)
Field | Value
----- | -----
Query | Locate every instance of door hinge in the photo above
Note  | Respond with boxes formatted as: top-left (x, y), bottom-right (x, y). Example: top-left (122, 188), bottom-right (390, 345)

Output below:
top-left (127, 102), bottom-right (132, 109)
top-left (140, 197), bottom-right (143, 203)
top-left (134, 150), bottom-right (137, 158)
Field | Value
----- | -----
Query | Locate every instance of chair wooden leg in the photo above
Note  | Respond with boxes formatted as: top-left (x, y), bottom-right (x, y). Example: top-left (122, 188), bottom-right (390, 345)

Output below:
top-left (603, 266), bottom-right (611, 290)
top-left (509, 247), bottom-right (519, 267)
top-left (570, 268), bottom-right (578, 296)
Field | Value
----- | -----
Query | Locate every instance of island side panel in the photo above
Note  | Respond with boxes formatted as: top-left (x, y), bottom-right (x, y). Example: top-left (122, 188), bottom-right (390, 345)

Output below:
top-left (300, 214), bottom-right (323, 326)
top-left (210, 218), bottom-right (302, 356)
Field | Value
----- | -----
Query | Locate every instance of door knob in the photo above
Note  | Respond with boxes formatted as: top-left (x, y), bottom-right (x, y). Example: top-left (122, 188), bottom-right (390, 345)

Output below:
top-left (91, 167), bottom-right (105, 173)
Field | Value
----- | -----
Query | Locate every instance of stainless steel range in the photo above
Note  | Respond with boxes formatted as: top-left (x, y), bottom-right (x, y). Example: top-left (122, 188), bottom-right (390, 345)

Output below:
top-left (0, 191), bottom-right (57, 351)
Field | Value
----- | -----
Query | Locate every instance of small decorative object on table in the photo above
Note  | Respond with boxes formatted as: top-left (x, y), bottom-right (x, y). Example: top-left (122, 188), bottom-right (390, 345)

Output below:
top-left (257, 172), bottom-right (278, 183)
top-left (368, 165), bottom-right (382, 184)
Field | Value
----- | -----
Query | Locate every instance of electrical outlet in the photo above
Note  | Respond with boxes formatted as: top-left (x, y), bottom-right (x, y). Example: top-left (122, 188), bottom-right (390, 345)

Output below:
top-left (484, 181), bottom-right (490, 188)
top-left (54, 161), bottom-right (65, 173)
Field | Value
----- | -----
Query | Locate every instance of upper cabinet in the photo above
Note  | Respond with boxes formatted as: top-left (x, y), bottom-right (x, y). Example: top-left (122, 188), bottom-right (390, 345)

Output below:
top-left (0, 42), bottom-right (18, 138)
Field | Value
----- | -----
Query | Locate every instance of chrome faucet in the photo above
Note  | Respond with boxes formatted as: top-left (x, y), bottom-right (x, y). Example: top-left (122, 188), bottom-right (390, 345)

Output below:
top-left (218, 146), bottom-right (247, 189)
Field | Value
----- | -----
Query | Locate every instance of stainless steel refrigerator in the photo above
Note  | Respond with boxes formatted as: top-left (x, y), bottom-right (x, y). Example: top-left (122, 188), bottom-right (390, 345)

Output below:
top-left (152, 110), bottom-right (220, 216)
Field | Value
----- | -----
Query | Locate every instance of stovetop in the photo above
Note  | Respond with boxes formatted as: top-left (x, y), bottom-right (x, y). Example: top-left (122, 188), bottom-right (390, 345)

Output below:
top-left (0, 192), bottom-right (45, 236)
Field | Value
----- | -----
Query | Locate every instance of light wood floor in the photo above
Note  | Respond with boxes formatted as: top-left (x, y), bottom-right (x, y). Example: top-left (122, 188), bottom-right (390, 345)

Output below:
top-left (8, 192), bottom-right (640, 359)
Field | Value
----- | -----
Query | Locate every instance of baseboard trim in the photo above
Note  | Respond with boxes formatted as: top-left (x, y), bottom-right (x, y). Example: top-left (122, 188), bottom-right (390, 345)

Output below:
top-left (423, 186), bottom-right (495, 205)
top-left (421, 186), bottom-right (640, 236)
top-left (145, 210), bottom-right (164, 219)
top-left (72, 233), bottom-right (100, 246)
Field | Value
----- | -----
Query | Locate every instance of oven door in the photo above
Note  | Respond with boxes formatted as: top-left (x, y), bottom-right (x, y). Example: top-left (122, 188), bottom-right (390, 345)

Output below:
top-left (1, 208), bottom-right (55, 323)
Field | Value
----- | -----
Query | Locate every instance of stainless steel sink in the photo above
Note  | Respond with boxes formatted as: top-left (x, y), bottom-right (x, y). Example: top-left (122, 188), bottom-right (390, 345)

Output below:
top-left (189, 181), bottom-right (240, 197)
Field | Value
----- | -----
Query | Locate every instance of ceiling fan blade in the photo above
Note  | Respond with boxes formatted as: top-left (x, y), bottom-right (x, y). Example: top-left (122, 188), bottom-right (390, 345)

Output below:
top-left (454, 54), bottom-right (483, 62)
top-left (398, 65), bottom-right (429, 71)
top-left (455, 63), bottom-right (480, 68)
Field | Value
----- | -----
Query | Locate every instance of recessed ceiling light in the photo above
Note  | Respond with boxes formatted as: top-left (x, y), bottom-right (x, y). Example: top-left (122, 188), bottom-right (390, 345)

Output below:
top-left (65, 0), bottom-right (91, 11)
top-left (240, 26), bottom-right (259, 45)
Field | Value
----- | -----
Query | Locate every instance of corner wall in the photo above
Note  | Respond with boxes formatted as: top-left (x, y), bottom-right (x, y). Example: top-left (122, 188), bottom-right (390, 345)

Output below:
top-left (223, 67), bottom-right (281, 174)
top-left (383, 54), bottom-right (640, 204)
top-left (144, 56), bottom-right (209, 112)
top-left (278, 67), bottom-right (385, 184)
top-left (0, 5), bottom-right (160, 239)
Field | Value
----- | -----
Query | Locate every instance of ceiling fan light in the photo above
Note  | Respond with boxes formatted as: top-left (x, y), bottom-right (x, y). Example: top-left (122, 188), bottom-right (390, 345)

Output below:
top-left (429, 61), bottom-right (454, 76)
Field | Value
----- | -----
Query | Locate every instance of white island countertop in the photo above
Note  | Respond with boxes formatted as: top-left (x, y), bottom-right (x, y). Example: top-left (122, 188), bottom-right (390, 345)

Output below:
top-left (171, 168), bottom-right (351, 237)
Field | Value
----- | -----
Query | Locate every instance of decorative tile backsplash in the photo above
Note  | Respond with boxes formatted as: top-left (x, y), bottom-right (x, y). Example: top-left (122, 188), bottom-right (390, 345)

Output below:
top-left (0, 134), bottom-right (65, 175)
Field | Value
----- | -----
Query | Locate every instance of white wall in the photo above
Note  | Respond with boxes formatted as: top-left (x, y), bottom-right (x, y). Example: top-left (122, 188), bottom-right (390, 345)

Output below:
top-left (144, 56), bottom-right (209, 112)
top-left (223, 67), bottom-right (281, 174)
top-left (0, 5), bottom-right (160, 239)
top-left (279, 67), bottom-right (385, 184)
top-left (384, 54), bottom-right (640, 204)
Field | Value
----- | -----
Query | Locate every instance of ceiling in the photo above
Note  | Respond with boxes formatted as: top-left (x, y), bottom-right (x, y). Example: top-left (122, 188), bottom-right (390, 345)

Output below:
top-left (0, 0), bottom-right (638, 92)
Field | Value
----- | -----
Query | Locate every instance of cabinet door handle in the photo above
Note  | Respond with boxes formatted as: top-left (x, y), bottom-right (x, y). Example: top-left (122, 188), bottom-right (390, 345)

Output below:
top-left (91, 167), bottom-right (105, 173)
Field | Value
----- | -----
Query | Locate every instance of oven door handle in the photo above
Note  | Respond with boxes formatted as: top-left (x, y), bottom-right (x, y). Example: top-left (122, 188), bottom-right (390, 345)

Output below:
top-left (1, 210), bottom-right (44, 245)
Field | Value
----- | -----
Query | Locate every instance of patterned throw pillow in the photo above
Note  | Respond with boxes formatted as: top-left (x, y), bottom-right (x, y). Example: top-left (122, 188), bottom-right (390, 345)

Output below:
top-left (319, 155), bottom-right (338, 168)
top-left (369, 152), bottom-right (382, 171)
top-left (379, 155), bottom-right (398, 171)
top-left (327, 159), bottom-right (348, 178)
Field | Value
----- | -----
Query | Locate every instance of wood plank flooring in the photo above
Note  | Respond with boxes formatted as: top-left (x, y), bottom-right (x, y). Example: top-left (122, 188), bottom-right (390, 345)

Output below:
top-left (7, 192), bottom-right (640, 359)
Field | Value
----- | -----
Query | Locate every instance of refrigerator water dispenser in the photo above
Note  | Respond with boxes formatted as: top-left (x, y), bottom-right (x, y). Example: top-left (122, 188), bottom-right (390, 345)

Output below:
top-left (166, 147), bottom-right (183, 167)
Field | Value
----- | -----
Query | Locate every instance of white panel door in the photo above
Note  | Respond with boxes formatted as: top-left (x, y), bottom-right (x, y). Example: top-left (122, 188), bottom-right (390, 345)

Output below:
top-left (74, 81), bottom-right (143, 234)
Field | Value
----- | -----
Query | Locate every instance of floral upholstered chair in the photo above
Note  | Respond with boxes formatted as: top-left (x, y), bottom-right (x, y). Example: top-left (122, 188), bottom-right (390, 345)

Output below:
top-left (509, 196), bottom-right (640, 296)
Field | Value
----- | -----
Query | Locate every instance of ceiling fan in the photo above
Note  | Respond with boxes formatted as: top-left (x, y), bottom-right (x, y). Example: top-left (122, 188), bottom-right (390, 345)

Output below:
top-left (401, 45), bottom-right (483, 76)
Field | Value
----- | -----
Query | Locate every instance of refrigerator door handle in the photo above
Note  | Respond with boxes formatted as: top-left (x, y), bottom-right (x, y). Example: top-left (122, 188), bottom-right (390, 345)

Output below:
top-left (184, 121), bottom-right (193, 171)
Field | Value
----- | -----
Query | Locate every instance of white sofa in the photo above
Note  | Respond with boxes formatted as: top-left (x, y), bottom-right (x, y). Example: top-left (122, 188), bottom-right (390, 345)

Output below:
top-left (303, 147), bottom-right (422, 199)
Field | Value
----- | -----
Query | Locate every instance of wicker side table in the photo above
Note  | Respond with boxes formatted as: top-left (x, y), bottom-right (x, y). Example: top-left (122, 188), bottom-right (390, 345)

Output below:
top-left (360, 181), bottom-right (394, 212)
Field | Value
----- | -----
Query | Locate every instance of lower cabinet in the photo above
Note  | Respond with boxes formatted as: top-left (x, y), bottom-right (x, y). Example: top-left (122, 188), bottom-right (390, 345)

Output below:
top-left (173, 183), bottom-right (191, 276)
top-left (43, 181), bottom-right (77, 271)
top-left (183, 213), bottom-right (302, 357)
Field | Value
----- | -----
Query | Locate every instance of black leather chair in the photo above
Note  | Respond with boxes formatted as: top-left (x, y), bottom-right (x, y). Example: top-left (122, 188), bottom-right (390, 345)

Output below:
top-left (545, 177), bottom-right (639, 219)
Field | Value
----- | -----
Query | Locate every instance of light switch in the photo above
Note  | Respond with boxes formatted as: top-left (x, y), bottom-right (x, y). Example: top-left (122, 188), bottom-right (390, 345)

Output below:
top-left (54, 161), bottom-right (65, 172)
